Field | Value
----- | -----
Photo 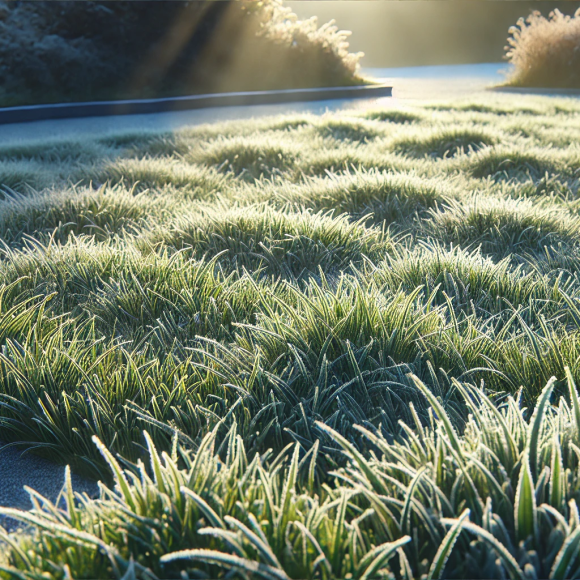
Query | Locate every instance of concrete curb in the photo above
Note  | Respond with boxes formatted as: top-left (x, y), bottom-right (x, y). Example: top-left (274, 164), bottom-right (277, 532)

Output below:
top-left (0, 84), bottom-right (392, 125)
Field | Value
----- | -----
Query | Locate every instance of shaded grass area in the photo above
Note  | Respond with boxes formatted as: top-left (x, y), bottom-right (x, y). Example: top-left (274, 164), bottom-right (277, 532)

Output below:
top-left (4, 94), bottom-right (580, 578)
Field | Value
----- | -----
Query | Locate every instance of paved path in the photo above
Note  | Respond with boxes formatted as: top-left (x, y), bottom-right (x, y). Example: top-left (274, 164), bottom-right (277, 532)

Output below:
top-left (0, 97), bottom-right (372, 145)
top-left (367, 62), bottom-right (512, 100)
top-left (0, 63), bottom-right (513, 146)
top-left (0, 442), bottom-right (98, 531)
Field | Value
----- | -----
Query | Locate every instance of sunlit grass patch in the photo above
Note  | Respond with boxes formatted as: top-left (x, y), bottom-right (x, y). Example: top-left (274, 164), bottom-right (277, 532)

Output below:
top-left (363, 107), bottom-right (426, 124)
top-left (189, 134), bottom-right (301, 182)
top-left (89, 157), bottom-right (230, 195)
top-left (0, 159), bottom-right (59, 191)
top-left (467, 144), bottom-right (580, 181)
top-left (370, 244), bottom-right (558, 314)
top-left (0, 138), bottom-right (111, 163)
top-left (99, 132), bottom-right (192, 158)
top-left (267, 169), bottom-right (451, 224)
top-left (302, 145), bottom-right (420, 177)
top-left (314, 116), bottom-right (384, 143)
top-left (528, 124), bottom-right (580, 148)
top-left (175, 114), bottom-right (315, 141)
top-left (505, 173), bottom-right (580, 202)
top-left (143, 203), bottom-right (392, 277)
top-left (0, 184), bottom-right (159, 246)
top-left (427, 96), bottom-right (557, 116)
top-left (392, 126), bottom-right (498, 159)
top-left (423, 195), bottom-right (580, 258)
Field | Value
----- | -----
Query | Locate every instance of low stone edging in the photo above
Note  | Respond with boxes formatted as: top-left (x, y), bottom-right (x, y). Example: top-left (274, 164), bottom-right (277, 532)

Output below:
top-left (0, 84), bottom-right (392, 125)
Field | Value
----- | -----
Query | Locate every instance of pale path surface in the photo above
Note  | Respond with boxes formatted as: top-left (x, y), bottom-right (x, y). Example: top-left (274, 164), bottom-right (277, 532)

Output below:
top-left (367, 63), bottom-right (513, 100)
top-left (0, 442), bottom-right (99, 531)
top-left (0, 63), bottom-right (513, 146)
top-left (0, 98), bottom-right (372, 146)
top-left (0, 61), bottom-right (566, 526)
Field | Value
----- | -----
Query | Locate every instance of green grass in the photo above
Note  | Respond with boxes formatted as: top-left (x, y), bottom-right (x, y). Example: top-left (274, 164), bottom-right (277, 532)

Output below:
top-left (4, 95), bottom-right (580, 578)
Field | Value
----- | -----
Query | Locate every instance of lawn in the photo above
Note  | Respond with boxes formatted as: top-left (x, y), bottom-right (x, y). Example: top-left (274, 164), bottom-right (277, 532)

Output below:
top-left (3, 95), bottom-right (580, 578)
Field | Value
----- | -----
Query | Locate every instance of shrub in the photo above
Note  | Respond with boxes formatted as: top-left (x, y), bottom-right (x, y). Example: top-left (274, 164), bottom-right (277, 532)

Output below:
top-left (505, 9), bottom-right (580, 89)
top-left (231, 0), bottom-right (363, 91)
top-left (0, 0), bottom-right (363, 107)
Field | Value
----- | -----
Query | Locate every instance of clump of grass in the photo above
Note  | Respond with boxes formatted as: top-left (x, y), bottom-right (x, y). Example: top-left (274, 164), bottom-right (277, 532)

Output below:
top-left (363, 108), bottom-right (425, 124)
top-left (505, 9), bottom-right (580, 89)
top-left (97, 132), bottom-right (192, 158)
top-left (189, 135), bottom-right (301, 182)
top-left (4, 374), bottom-right (580, 580)
top-left (89, 157), bottom-right (230, 195)
top-left (315, 117), bottom-right (383, 143)
top-left (235, 169), bottom-right (449, 225)
top-left (370, 243), bottom-right (558, 315)
top-left (0, 139), bottom-right (111, 163)
top-left (423, 195), bottom-right (580, 259)
top-left (393, 127), bottom-right (497, 159)
top-left (0, 184), bottom-right (159, 246)
top-left (143, 204), bottom-right (391, 276)
top-left (428, 100), bottom-right (547, 116)
top-left (467, 144), bottom-right (580, 182)
top-left (0, 160), bottom-right (57, 192)
top-left (302, 145), bottom-right (420, 178)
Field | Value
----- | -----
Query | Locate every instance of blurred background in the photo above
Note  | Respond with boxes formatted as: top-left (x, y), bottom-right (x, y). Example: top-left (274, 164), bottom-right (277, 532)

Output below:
top-left (289, 1), bottom-right (580, 67)
top-left (2, 0), bottom-right (580, 109)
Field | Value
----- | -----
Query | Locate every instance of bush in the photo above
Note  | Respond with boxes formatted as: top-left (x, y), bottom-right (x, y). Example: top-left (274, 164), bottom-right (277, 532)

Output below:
top-left (0, 0), bottom-right (363, 107)
top-left (505, 9), bottom-right (580, 89)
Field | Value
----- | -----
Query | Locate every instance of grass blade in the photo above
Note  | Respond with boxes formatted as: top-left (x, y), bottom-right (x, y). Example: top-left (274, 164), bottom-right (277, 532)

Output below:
top-left (427, 509), bottom-right (470, 580)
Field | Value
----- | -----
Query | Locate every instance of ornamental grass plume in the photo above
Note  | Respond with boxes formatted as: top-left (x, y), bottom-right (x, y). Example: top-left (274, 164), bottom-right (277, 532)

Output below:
top-left (505, 9), bottom-right (580, 88)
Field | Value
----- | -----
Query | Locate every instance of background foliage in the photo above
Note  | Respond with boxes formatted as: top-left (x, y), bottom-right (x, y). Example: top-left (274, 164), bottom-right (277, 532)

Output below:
top-left (0, 0), bottom-right (363, 107)
top-left (506, 9), bottom-right (580, 88)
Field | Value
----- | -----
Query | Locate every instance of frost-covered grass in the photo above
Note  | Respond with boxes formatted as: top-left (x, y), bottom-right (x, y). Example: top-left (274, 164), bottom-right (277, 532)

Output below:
top-left (3, 94), bottom-right (580, 578)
